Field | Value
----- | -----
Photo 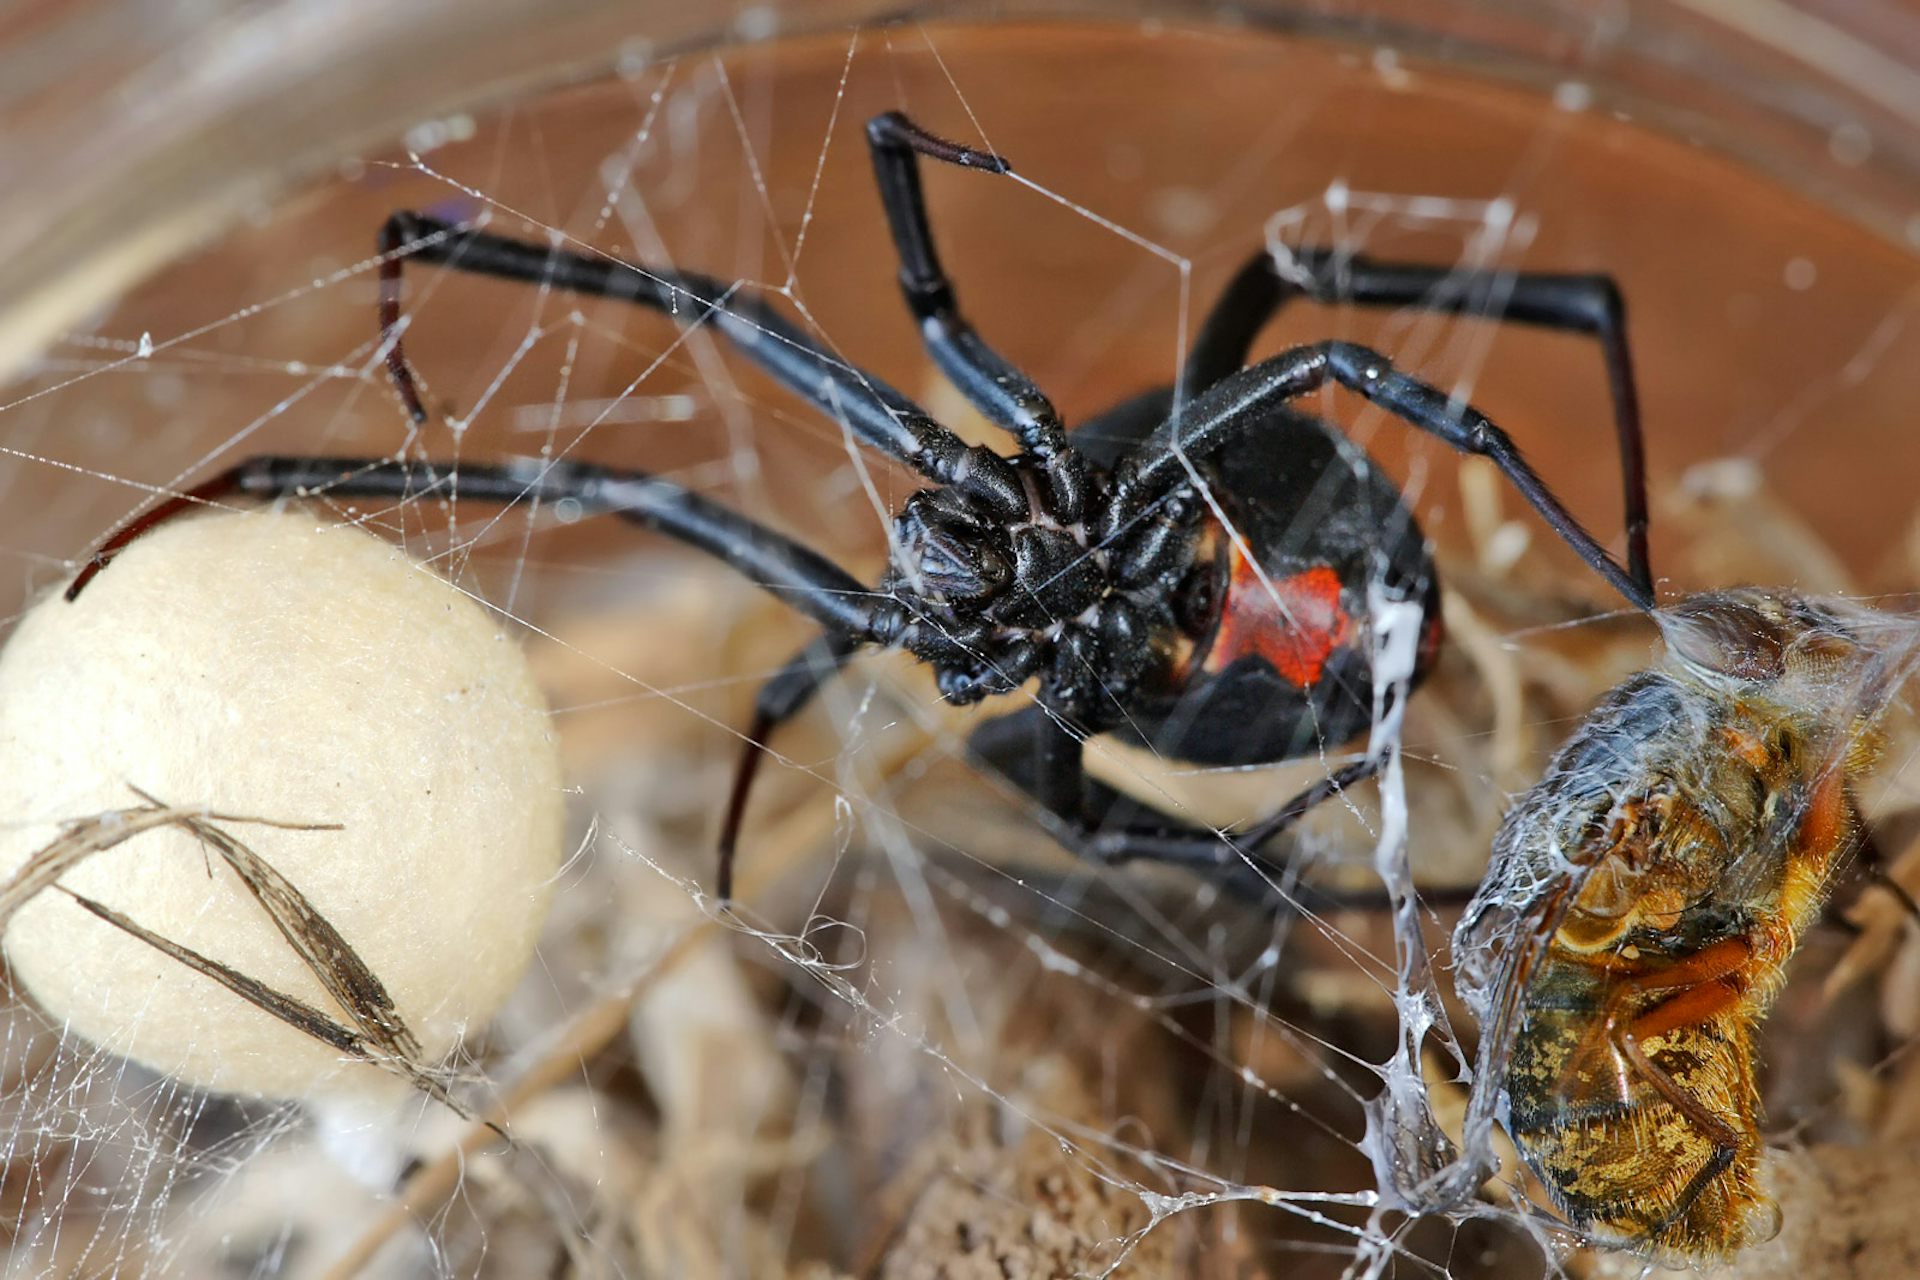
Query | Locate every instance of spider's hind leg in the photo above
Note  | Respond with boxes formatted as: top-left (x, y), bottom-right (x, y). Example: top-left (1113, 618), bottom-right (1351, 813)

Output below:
top-left (1187, 247), bottom-right (1651, 595)
top-left (965, 707), bottom-right (1383, 910)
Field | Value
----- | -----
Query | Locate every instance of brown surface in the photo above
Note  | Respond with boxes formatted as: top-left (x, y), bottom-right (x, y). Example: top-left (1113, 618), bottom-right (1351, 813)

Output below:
top-left (4, 21), bottom-right (1920, 1279)
top-left (4, 21), bottom-right (1919, 617)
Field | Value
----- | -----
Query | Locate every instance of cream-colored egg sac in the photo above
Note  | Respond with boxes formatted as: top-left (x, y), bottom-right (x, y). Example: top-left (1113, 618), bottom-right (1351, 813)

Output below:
top-left (0, 511), bottom-right (564, 1098)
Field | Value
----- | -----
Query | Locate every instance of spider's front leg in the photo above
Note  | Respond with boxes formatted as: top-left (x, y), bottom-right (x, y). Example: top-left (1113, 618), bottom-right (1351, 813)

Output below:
top-left (713, 608), bottom-right (1054, 898)
top-left (864, 112), bottom-right (1088, 521)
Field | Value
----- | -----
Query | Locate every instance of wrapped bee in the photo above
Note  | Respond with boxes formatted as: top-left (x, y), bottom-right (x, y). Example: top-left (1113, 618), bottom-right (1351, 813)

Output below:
top-left (1454, 589), bottom-right (1920, 1260)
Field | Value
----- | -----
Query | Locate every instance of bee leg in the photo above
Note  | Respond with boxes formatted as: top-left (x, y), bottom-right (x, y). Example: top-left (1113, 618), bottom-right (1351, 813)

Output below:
top-left (1617, 1018), bottom-right (1743, 1241)
top-left (1603, 948), bottom-right (1756, 1241)
top-left (1554, 937), bottom-right (1752, 1098)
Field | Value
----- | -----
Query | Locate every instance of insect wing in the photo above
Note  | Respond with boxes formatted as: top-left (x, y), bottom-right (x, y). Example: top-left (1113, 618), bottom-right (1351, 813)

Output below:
top-left (1452, 674), bottom-right (1706, 1143)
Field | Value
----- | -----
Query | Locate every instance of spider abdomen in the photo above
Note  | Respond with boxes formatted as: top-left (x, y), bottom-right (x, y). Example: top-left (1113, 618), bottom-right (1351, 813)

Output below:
top-left (1112, 406), bottom-right (1439, 767)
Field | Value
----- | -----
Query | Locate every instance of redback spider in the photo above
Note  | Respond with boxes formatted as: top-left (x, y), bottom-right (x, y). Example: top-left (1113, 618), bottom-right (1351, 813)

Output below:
top-left (69, 112), bottom-right (1656, 902)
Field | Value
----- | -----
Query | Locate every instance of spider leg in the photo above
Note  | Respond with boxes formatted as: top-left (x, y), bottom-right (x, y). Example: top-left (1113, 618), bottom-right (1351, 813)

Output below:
top-left (1105, 341), bottom-right (1654, 612)
top-left (1181, 248), bottom-right (1650, 594)
top-left (67, 458), bottom-right (885, 644)
top-left (69, 457), bottom-right (898, 901)
top-left (864, 113), bottom-right (1087, 521)
top-left (968, 707), bottom-right (1443, 911)
top-left (377, 214), bottom-right (1025, 519)
top-left (716, 632), bottom-right (862, 900)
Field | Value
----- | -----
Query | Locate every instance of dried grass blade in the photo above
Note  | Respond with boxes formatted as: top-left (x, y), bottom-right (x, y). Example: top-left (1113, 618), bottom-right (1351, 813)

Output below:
top-left (58, 886), bottom-right (365, 1055)
top-left (0, 798), bottom-right (342, 931)
top-left (56, 886), bottom-right (465, 1113)
top-left (0, 796), bottom-right (458, 1113)
top-left (181, 816), bottom-right (422, 1061)
top-left (0, 804), bottom-right (185, 928)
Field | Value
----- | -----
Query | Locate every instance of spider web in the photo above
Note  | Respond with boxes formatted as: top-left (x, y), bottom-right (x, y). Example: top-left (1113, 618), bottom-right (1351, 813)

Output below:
top-left (5, 17), bottom-right (1920, 1280)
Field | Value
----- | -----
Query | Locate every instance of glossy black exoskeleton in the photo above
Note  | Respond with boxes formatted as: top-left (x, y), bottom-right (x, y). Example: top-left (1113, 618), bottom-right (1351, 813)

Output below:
top-left (69, 111), bottom-right (1654, 899)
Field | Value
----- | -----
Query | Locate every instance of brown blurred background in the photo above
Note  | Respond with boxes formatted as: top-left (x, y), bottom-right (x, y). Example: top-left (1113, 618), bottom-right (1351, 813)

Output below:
top-left (4, 21), bottom-right (1918, 618)
top-left (5, 15), bottom-right (1920, 1277)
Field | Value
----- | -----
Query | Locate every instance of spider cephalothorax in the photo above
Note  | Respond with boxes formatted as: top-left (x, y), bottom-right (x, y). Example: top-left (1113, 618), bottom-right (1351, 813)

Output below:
top-left (69, 110), bottom-right (1652, 902)
top-left (875, 463), bottom-right (1127, 709)
top-left (876, 456), bottom-right (1196, 718)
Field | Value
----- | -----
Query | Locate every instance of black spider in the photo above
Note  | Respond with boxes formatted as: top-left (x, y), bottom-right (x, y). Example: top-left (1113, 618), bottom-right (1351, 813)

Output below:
top-left (69, 112), bottom-right (1655, 902)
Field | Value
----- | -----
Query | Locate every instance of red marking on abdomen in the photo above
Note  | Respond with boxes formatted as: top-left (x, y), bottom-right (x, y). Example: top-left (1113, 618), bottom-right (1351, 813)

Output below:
top-left (1207, 559), bottom-right (1353, 687)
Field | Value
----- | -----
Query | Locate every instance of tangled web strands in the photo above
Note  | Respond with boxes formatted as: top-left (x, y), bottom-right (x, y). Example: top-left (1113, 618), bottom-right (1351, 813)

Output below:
top-left (6, 26), bottom-right (1920, 1280)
